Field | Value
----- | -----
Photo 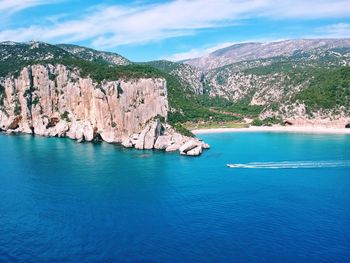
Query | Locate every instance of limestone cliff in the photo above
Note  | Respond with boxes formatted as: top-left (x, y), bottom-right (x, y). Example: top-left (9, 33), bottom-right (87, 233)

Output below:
top-left (0, 64), bottom-right (209, 155)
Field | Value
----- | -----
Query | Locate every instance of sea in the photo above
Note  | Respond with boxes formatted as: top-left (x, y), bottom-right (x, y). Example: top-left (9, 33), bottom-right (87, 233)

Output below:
top-left (0, 132), bottom-right (350, 262)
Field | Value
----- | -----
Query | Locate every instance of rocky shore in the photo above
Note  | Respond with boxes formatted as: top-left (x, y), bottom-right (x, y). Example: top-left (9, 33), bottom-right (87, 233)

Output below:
top-left (121, 120), bottom-right (209, 155)
top-left (0, 64), bottom-right (209, 156)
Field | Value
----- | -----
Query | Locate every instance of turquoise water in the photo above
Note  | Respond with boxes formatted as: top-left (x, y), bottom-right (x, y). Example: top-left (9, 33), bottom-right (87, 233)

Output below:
top-left (0, 132), bottom-right (350, 262)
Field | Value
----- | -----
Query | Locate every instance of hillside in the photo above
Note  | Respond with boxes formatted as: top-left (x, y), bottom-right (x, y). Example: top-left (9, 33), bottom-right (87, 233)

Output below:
top-left (0, 41), bottom-right (216, 155)
top-left (0, 41), bottom-right (74, 76)
top-left (0, 41), bottom-right (238, 134)
top-left (141, 40), bottom-right (350, 127)
top-left (185, 39), bottom-right (350, 71)
top-left (57, 44), bottom-right (130, 65)
top-left (145, 60), bottom-right (205, 94)
top-left (1, 40), bottom-right (350, 130)
top-left (202, 46), bottom-right (350, 123)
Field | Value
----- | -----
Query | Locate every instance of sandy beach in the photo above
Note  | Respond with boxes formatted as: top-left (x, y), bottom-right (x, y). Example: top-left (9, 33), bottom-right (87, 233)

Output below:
top-left (192, 126), bottom-right (350, 135)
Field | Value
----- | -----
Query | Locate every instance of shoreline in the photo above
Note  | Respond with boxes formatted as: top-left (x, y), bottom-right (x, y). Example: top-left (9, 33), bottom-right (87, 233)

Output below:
top-left (192, 126), bottom-right (350, 135)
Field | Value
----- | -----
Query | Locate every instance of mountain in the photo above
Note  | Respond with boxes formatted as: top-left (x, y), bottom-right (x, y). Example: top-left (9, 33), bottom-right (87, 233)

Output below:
top-left (1, 39), bottom-right (349, 135)
top-left (204, 44), bottom-right (350, 123)
top-left (0, 41), bottom-right (232, 123)
top-left (57, 44), bottom-right (130, 65)
top-left (144, 60), bottom-right (205, 94)
top-left (185, 39), bottom-right (350, 71)
top-left (0, 41), bottom-right (213, 155)
top-left (149, 39), bottom-right (347, 127)
top-left (0, 41), bottom-right (74, 76)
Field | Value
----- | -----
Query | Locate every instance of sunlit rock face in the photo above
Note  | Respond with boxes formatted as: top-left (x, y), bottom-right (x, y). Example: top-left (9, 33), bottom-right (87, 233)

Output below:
top-left (0, 64), bottom-right (209, 156)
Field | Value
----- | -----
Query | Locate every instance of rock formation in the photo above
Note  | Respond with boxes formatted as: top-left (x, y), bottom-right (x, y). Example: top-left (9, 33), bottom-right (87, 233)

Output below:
top-left (0, 64), bottom-right (209, 156)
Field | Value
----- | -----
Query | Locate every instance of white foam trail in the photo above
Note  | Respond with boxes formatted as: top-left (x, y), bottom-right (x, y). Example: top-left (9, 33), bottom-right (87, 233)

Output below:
top-left (227, 161), bottom-right (350, 169)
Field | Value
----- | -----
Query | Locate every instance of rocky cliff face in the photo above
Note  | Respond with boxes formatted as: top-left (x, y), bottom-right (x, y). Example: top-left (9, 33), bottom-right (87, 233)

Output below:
top-left (0, 64), bottom-right (209, 155)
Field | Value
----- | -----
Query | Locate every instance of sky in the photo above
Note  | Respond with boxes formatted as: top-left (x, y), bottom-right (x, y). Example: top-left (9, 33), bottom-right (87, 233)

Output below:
top-left (0, 0), bottom-right (350, 62)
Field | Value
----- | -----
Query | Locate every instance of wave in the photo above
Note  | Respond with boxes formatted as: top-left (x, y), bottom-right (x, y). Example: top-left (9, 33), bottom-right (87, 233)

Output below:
top-left (227, 160), bottom-right (350, 169)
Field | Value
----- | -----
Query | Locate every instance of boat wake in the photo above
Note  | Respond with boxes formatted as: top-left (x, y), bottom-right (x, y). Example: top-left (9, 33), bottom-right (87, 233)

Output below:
top-left (227, 160), bottom-right (350, 169)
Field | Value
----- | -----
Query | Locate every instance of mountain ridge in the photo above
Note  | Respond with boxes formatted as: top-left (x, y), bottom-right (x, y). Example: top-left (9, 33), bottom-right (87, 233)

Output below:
top-left (1, 39), bottom-right (350, 130)
top-left (184, 38), bottom-right (350, 70)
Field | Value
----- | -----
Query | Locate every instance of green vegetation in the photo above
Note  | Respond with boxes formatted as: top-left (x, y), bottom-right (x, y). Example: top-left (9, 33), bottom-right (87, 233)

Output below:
top-left (49, 72), bottom-right (56, 81)
top-left (154, 115), bottom-right (166, 123)
top-left (0, 42), bottom-right (73, 77)
top-left (116, 83), bottom-right (123, 98)
top-left (62, 60), bottom-right (240, 124)
top-left (262, 116), bottom-right (283, 125)
top-left (245, 61), bottom-right (295, 76)
top-left (0, 84), bottom-right (5, 107)
top-left (14, 99), bottom-right (21, 115)
top-left (226, 100), bottom-right (263, 118)
top-left (169, 122), bottom-right (194, 137)
top-left (270, 102), bottom-right (279, 112)
top-left (40, 59), bottom-right (243, 134)
top-left (60, 59), bottom-right (161, 83)
top-left (144, 60), bottom-right (181, 73)
top-left (32, 96), bottom-right (40, 106)
top-left (23, 89), bottom-right (31, 98)
top-left (1, 44), bottom-right (237, 135)
top-left (251, 117), bottom-right (283, 127)
top-left (294, 67), bottom-right (350, 112)
top-left (194, 95), bottom-right (263, 118)
top-left (3, 42), bottom-right (350, 135)
top-left (57, 44), bottom-right (130, 65)
top-left (216, 75), bottom-right (227, 85)
top-left (60, 111), bottom-right (71, 122)
top-left (0, 44), bottom-right (256, 133)
top-left (185, 121), bottom-right (248, 130)
top-left (251, 119), bottom-right (263, 126)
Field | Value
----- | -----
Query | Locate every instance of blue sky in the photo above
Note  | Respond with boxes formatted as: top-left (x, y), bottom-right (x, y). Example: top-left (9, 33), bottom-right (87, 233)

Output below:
top-left (1, 0), bottom-right (350, 61)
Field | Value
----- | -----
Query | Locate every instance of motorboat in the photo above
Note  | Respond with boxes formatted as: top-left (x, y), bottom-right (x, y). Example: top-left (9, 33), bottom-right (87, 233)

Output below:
top-left (227, 164), bottom-right (246, 168)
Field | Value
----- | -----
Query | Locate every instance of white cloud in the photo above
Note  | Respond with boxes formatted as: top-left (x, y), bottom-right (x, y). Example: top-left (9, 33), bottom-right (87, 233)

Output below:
top-left (164, 48), bottom-right (207, 62)
top-left (0, 0), bottom-right (350, 48)
top-left (316, 23), bottom-right (350, 38)
top-left (164, 42), bottom-right (238, 61)
top-left (0, 0), bottom-right (53, 14)
top-left (0, 0), bottom-right (265, 46)
top-left (164, 37), bottom-right (288, 61)
top-left (265, 0), bottom-right (350, 19)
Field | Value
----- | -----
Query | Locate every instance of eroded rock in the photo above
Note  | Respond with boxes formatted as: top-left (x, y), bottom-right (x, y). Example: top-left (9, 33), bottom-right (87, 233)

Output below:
top-left (179, 140), bottom-right (198, 154)
top-left (154, 135), bottom-right (172, 150)
top-left (0, 64), bottom-right (209, 156)
top-left (186, 146), bottom-right (203, 156)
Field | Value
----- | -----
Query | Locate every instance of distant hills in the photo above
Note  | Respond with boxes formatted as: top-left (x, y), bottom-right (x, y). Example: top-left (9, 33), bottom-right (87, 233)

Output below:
top-left (1, 39), bottom-right (350, 128)
top-left (184, 39), bottom-right (350, 70)
top-left (0, 41), bottom-right (237, 128)
top-left (57, 44), bottom-right (130, 66)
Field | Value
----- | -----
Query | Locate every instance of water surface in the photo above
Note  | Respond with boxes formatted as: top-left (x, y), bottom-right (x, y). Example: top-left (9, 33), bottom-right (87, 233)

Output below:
top-left (0, 132), bottom-right (350, 262)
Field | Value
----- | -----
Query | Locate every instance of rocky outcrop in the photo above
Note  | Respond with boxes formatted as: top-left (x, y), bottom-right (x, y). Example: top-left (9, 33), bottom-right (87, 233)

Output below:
top-left (178, 139), bottom-right (209, 156)
top-left (0, 64), bottom-right (209, 156)
top-left (121, 121), bottom-right (209, 156)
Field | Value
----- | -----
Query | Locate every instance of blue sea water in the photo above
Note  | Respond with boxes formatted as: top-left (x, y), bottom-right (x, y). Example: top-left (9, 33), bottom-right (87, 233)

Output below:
top-left (0, 132), bottom-right (350, 262)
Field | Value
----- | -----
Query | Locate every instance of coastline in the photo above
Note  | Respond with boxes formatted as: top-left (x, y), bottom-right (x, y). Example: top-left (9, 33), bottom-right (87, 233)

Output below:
top-left (192, 126), bottom-right (350, 135)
